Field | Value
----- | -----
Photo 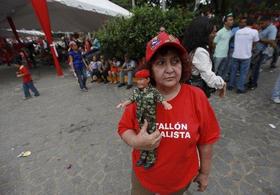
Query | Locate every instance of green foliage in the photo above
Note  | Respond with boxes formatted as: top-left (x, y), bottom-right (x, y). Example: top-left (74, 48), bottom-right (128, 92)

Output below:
top-left (97, 6), bottom-right (193, 60)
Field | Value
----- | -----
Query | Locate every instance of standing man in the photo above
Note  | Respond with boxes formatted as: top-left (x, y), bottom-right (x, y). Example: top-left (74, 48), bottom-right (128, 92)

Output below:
top-left (271, 72), bottom-right (280, 103)
top-left (248, 16), bottom-right (278, 90)
top-left (225, 17), bottom-right (247, 81)
top-left (118, 54), bottom-right (136, 89)
top-left (228, 18), bottom-right (259, 94)
top-left (213, 13), bottom-right (234, 79)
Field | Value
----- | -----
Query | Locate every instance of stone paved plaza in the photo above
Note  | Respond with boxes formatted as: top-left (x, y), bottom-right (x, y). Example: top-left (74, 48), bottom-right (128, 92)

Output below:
top-left (0, 63), bottom-right (279, 195)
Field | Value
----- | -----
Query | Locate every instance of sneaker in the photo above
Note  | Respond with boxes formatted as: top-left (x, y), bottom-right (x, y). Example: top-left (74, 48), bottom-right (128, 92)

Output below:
top-left (270, 64), bottom-right (276, 69)
top-left (34, 94), bottom-right (40, 97)
top-left (126, 85), bottom-right (133, 89)
top-left (23, 96), bottom-right (32, 100)
top-left (272, 97), bottom-right (280, 104)
top-left (118, 83), bottom-right (125, 88)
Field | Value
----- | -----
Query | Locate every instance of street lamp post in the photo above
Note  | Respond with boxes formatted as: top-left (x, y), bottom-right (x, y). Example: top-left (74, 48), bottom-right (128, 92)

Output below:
top-left (132, 0), bottom-right (135, 8)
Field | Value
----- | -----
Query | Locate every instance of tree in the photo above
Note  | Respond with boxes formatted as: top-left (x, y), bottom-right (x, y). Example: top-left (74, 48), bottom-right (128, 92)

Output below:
top-left (97, 6), bottom-right (193, 60)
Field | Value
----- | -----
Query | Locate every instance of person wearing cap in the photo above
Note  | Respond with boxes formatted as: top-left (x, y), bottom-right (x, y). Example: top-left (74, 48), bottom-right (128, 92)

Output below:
top-left (68, 41), bottom-right (89, 91)
top-left (117, 69), bottom-right (172, 169)
top-left (213, 13), bottom-right (234, 79)
top-left (118, 32), bottom-right (220, 194)
top-left (14, 56), bottom-right (40, 100)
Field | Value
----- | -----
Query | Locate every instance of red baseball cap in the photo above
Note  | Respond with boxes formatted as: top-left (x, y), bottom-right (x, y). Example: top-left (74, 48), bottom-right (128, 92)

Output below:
top-left (135, 69), bottom-right (150, 78)
top-left (145, 32), bottom-right (187, 63)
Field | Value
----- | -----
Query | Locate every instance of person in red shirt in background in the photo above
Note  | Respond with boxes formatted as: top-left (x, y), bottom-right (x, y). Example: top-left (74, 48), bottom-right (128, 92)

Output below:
top-left (118, 32), bottom-right (220, 194)
top-left (15, 56), bottom-right (40, 99)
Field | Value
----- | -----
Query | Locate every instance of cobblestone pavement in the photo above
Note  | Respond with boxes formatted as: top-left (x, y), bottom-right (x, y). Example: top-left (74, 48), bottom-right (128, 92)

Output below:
top-left (0, 63), bottom-right (279, 195)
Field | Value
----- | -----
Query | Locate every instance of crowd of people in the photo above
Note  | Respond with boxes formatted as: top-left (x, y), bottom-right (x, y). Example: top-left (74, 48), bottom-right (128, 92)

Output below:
top-left (209, 13), bottom-right (279, 102)
top-left (67, 40), bottom-right (137, 91)
top-left (65, 13), bottom-right (280, 104)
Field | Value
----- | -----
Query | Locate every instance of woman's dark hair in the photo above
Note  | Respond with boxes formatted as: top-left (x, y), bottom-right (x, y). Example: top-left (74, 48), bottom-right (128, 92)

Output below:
top-left (144, 46), bottom-right (192, 86)
top-left (183, 16), bottom-right (214, 53)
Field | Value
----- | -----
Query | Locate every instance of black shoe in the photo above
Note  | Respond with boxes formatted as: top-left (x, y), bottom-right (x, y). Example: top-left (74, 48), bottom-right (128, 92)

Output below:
top-left (118, 83), bottom-right (125, 88)
top-left (227, 86), bottom-right (234, 91)
top-left (143, 162), bottom-right (154, 169)
top-left (236, 89), bottom-right (246, 94)
top-left (136, 159), bottom-right (145, 167)
top-left (104, 80), bottom-right (109, 84)
top-left (270, 64), bottom-right (276, 69)
top-left (248, 84), bottom-right (257, 90)
top-left (126, 85), bottom-right (133, 89)
top-left (246, 82), bottom-right (257, 90)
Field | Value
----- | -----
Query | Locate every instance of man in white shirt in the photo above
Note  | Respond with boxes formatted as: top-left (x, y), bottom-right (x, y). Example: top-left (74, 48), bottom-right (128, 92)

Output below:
top-left (228, 18), bottom-right (259, 93)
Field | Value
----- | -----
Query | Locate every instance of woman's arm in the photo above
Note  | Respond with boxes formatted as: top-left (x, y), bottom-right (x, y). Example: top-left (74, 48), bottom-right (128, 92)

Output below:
top-left (194, 144), bottom-right (214, 192)
top-left (68, 56), bottom-right (74, 69)
top-left (192, 48), bottom-right (225, 90)
top-left (121, 120), bottom-right (161, 151)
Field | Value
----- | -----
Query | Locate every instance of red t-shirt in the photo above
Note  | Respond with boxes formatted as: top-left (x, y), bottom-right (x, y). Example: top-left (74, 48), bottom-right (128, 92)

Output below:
top-left (118, 84), bottom-right (220, 194)
top-left (19, 65), bottom-right (32, 84)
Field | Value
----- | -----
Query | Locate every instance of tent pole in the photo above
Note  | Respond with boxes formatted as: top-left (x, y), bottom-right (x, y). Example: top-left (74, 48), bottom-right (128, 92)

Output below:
top-left (31, 0), bottom-right (63, 76)
top-left (7, 16), bottom-right (33, 68)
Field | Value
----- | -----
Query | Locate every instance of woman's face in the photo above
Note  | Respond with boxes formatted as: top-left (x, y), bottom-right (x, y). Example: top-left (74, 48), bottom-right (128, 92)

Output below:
top-left (151, 50), bottom-right (182, 89)
top-left (209, 25), bottom-right (217, 44)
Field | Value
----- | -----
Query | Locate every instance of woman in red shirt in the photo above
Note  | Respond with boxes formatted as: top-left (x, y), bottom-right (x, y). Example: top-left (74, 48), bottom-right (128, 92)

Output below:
top-left (118, 32), bottom-right (220, 194)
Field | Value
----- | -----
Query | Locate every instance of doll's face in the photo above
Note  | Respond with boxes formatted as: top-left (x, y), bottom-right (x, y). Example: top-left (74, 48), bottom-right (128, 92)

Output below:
top-left (137, 78), bottom-right (150, 89)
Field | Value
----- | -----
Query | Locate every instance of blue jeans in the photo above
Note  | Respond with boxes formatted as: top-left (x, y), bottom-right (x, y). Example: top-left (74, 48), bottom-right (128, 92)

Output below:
top-left (250, 52), bottom-right (269, 86)
top-left (74, 67), bottom-right (87, 89)
top-left (119, 70), bottom-right (134, 85)
top-left (23, 81), bottom-right (40, 98)
top-left (272, 72), bottom-right (280, 100)
top-left (229, 58), bottom-right (251, 91)
top-left (214, 57), bottom-right (228, 78)
top-left (223, 48), bottom-right (234, 80)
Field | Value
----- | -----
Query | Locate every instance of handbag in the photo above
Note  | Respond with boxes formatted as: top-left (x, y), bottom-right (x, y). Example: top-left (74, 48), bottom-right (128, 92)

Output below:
top-left (189, 75), bottom-right (216, 98)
